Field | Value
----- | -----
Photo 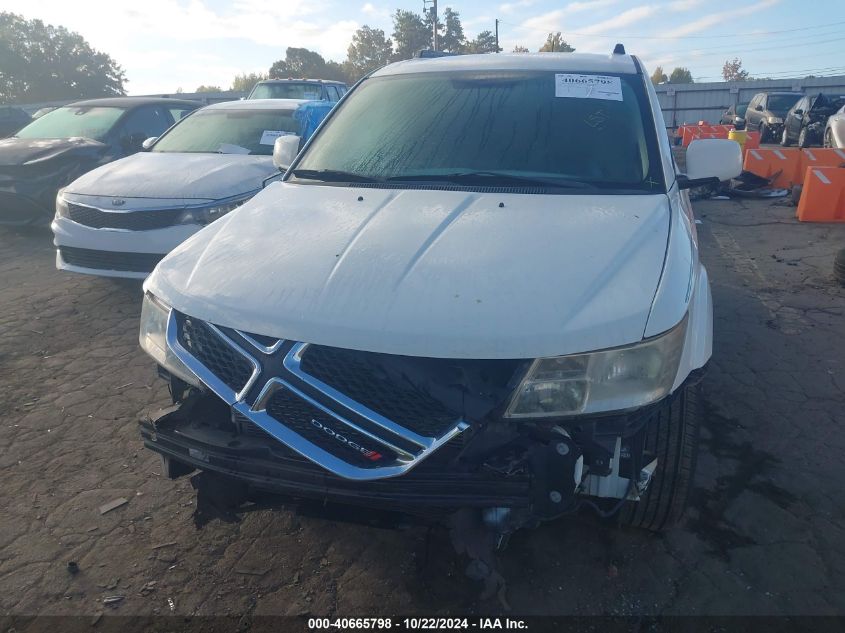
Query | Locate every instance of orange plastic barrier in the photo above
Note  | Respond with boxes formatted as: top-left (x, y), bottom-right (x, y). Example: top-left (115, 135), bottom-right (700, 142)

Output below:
top-left (797, 167), bottom-right (845, 222)
top-left (743, 148), bottom-right (803, 188)
top-left (744, 131), bottom-right (761, 151)
top-left (802, 148), bottom-right (845, 171)
top-left (676, 124), bottom-right (736, 146)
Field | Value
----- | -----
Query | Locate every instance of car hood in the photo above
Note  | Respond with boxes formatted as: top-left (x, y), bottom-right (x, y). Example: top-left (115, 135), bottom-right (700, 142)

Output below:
top-left (66, 152), bottom-right (276, 200)
top-left (0, 136), bottom-right (107, 168)
top-left (146, 183), bottom-right (672, 359)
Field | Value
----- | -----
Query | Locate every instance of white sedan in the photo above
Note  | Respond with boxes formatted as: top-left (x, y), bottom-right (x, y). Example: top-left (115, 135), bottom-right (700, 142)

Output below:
top-left (52, 98), bottom-right (331, 278)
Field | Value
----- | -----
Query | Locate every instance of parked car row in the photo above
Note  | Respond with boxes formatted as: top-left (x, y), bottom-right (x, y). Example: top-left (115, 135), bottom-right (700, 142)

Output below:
top-left (0, 97), bottom-right (201, 225)
top-left (53, 98), bottom-right (333, 277)
top-left (719, 90), bottom-right (845, 148)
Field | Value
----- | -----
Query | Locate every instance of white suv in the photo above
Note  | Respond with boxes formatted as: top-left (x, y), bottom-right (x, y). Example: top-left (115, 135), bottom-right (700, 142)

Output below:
top-left (138, 51), bottom-right (741, 540)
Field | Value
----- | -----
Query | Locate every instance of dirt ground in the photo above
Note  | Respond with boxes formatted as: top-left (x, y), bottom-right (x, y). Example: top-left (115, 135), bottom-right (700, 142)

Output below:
top-left (1, 196), bottom-right (844, 620)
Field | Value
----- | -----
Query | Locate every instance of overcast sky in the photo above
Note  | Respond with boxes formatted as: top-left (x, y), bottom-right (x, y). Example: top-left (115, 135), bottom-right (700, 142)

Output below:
top-left (5, 0), bottom-right (845, 94)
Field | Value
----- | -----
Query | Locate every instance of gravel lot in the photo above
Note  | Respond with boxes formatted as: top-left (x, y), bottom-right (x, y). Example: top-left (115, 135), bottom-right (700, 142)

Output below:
top-left (1, 196), bottom-right (844, 621)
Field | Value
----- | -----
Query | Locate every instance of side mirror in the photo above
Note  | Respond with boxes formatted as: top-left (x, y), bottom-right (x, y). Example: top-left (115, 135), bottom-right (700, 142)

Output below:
top-left (679, 139), bottom-right (742, 189)
top-left (272, 135), bottom-right (301, 171)
top-left (141, 137), bottom-right (158, 150)
top-left (793, 109), bottom-right (804, 116)
top-left (755, 104), bottom-right (764, 111)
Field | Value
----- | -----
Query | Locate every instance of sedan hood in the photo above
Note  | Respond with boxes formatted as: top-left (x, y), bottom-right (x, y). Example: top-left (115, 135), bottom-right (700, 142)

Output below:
top-left (0, 136), bottom-right (106, 167)
top-left (66, 152), bottom-right (276, 200)
top-left (146, 184), bottom-right (671, 359)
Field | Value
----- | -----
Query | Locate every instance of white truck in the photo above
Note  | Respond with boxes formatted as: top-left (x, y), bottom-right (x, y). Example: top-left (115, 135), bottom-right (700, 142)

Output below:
top-left (138, 49), bottom-right (741, 543)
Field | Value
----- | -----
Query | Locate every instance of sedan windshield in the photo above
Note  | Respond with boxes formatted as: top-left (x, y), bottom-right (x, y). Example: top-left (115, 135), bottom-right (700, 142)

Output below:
top-left (152, 109), bottom-right (298, 155)
top-left (15, 106), bottom-right (125, 140)
top-left (293, 71), bottom-right (663, 192)
top-left (250, 83), bottom-right (323, 100)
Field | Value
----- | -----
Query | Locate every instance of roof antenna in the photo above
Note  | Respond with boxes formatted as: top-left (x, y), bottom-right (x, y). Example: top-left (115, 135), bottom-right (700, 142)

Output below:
top-left (612, 43), bottom-right (625, 55)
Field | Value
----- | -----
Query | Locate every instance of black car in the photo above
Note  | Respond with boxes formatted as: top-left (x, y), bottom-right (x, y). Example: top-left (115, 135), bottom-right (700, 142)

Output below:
top-left (719, 102), bottom-right (748, 129)
top-left (0, 106), bottom-right (32, 138)
top-left (744, 91), bottom-right (803, 142)
top-left (247, 79), bottom-right (347, 102)
top-left (781, 93), bottom-right (845, 148)
top-left (0, 97), bottom-right (200, 226)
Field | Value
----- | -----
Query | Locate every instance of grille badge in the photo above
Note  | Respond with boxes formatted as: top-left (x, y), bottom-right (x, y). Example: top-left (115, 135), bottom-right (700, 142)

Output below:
top-left (111, 198), bottom-right (126, 206)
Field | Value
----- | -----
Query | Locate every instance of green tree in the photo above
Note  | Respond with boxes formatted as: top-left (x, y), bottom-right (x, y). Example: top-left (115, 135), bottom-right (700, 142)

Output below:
top-left (668, 67), bottom-right (693, 83)
top-left (270, 47), bottom-right (331, 79)
top-left (466, 30), bottom-right (499, 54)
top-left (722, 57), bottom-right (750, 81)
top-left (539, 32), bottom-right (575, 53)
top-left (440, 7), bottom-right (465, 53)
top-left (650, 65), bottom-right (668, 85)
top-left (231, 72), bottom-right (267, 92)
top-left (323, 61), bottom-right (350, 83)
top-left (392, 9), bottom-right (431, 60)
top-left (345, 26), bottom-right (393, 81)
top-left (0, 11), bottom-right (126, 103)
top-left (512, 45), bottom-right (529, 53)
top-left (195, 85), bottom-right (223, 93)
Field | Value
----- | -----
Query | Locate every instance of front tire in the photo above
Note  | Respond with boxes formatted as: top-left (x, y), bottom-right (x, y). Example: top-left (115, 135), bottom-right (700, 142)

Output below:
top-left (759, 122), bottom-right (769, 143)
top-left (781, 127), bottom-right (792, 147)
top-left (618, 383), bottom-right (701, 532)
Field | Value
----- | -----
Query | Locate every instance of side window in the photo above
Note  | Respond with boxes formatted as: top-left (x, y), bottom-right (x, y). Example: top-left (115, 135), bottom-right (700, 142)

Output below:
top-left (326, 85), bottom-right (340, 101)
top-left (120, 106), bottom-right (173, 140)
top-left (169, 107), bottom-right (194, 122)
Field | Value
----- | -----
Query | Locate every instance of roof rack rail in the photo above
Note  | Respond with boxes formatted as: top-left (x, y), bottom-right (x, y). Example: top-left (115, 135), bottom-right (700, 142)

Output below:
top-left (414, 49), bottom-right (461, 59)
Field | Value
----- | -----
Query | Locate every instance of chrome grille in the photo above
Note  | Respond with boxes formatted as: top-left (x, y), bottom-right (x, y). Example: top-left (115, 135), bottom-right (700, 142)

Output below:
top-left (299, 345), bottom-right (461, 439)
top-left (165, 311), bottom-right (468, 481)
top-left (177, 317), bottom-right (254, 393)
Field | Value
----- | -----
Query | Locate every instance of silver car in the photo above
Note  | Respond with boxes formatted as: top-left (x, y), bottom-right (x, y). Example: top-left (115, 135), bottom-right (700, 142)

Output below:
top-left (824, 104), bottom-right (845, 149)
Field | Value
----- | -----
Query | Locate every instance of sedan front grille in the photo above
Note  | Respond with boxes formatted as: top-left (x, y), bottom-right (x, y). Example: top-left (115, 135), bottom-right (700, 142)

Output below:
top-left (67, 203), bottom-right (183, 230)
top-left (59, 246), bottom-right (163, 273)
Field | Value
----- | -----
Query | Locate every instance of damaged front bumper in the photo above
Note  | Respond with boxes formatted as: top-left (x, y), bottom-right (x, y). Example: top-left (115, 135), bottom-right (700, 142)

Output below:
top-left (138, 306), bottom-right (699, 532)
top-left (140, 380), bottom-right (688, 529)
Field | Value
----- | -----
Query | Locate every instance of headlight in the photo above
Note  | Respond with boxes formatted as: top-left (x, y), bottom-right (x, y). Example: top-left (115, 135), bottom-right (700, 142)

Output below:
top-left (177, 196), bottom-right (252, 226)
top-left (139, 293), bottom-right (202, 388)
top-left (55, 189), bottom-right (68, 219)
top-left (767, 116), bottom-right (782, 125)
top-left (505, 317), bottom-right (687, 418)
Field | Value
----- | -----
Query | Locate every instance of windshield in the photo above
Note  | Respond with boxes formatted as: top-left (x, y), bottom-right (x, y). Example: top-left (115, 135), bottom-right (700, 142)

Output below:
top-left (152, 108), bottom-right (298, 155)
top-left (293, 70), bottom-right (663, 192)
top-left (250, 83), bottom-right (323, 100)
top-left (15, 106), bottom-right (125, 140)
top-left (767, 94), bottom-right (801, 115)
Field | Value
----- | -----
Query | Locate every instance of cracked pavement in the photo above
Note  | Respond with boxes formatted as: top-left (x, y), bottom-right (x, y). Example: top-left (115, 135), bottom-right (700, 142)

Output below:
top-left (1, 196), bottom-right (844, 619)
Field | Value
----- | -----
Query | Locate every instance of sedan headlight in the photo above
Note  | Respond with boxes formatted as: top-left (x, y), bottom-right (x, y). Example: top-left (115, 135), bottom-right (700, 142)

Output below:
top-left (767, 116), bottom-right (783, 125)
top-left (139, 293), bottom-right (202, 388)
top-left (55, 189), bottom-right (69, 219)
top-left (177, 195), bottom-right (252, 226)
top-left (505, 317), bottom-right (687, 418)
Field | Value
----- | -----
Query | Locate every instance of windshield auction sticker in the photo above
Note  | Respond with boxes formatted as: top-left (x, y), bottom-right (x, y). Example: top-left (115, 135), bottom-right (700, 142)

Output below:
top-left (555, 74), bottom-right (623, 101)
top-left (259, 130), bottom-right (294, 145)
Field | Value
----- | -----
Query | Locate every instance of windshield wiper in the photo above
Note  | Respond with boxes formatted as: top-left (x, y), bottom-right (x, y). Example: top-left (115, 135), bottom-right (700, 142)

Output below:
top-left (386, 171), bottom-right (595, 189)
top-left (290, 168), bottom-right (384, 183)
